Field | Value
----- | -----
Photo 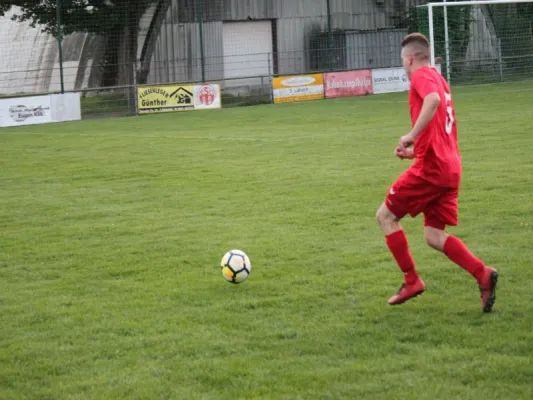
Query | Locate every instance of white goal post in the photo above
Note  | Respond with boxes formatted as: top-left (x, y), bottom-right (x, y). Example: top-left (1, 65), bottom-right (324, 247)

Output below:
top-left (421, 0), bottom-right (533, 83)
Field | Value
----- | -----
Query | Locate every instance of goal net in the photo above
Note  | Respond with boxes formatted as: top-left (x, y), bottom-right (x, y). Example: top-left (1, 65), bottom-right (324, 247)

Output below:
top-left (415, 0), bottom-right (533, 84)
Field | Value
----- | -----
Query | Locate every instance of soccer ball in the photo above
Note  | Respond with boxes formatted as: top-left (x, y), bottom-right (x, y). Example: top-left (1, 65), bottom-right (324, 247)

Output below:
top-left (220, 249), bottom-right (251, 284)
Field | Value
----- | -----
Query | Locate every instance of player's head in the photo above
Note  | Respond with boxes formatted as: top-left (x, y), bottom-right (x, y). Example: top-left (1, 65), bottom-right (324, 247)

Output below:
top-left (401, 33), bottom-right (431, 78)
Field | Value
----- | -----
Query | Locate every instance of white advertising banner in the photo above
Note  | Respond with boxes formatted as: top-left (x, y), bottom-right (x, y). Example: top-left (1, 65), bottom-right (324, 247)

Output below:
top-left (193, 84), bottom-right (222, 110)
top-left (0, 93), bottom-right (81, 128)
top-left (371, 68), bottom-right (410, 94)
top-left (51, 93), bottom-right (82, 122)
top-left (371, 65), bottom-right (443, 95)
top-left (0, 95), bottom-right (52, 127)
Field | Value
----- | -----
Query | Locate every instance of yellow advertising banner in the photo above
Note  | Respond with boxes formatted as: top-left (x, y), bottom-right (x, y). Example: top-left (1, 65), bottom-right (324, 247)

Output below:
top-left (137, 83), bottom-right (221, 114)
top-left (272, 74), bottom-right (324, 104)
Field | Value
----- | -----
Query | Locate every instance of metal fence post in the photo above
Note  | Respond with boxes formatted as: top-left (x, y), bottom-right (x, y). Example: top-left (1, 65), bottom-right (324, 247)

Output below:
top-left (326, 0), bottom-right (333, 71)
top-left (56, 0), bottom-right (65, 93)
top-left (498, 38), bottom-right (503, 82)
top-left (268, 54), bottom-right (273, 103)
top-left (197, 0), bottom-right (206, 82)
top-left (133, 62), bottom-right (139, 115)
top-left (390, 34), bottom-right (394, 67)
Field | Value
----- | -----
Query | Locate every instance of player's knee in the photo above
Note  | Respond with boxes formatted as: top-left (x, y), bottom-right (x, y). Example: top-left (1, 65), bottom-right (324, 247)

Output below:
top-left (375, 209), bottom-right (383, 226)
top-left (376, 205), bottom-right (397, 230)
top-left (424, 228), bottom-right (447, 251)
top-left (376, 207), bottom-right (387, 227)
top-left (425, 235), bottom-right (440, 250)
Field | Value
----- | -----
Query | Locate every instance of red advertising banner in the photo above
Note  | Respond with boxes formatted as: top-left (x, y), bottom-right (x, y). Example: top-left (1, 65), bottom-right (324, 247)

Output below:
top-left (324, 70), bottom-right (373, 99)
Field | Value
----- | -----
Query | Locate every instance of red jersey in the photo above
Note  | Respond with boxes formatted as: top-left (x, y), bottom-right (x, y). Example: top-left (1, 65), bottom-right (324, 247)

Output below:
top-left (408, 66), bottom-right (461, 188)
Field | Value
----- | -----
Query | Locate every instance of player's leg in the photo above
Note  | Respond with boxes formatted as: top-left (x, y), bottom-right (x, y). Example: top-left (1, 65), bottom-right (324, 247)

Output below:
top-left (424, 223), bottom-right (485, 280)
top-left (423, 196), bottom-right (498, 312)
top-left (376, 180), bottom-right (425, 305)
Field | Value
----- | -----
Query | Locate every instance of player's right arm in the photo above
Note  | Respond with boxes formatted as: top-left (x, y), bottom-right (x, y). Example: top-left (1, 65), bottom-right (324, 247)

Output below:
top-left (399, 72), bottom-right (441, 149)
top-left (400, 92), bottom-right (440, 149)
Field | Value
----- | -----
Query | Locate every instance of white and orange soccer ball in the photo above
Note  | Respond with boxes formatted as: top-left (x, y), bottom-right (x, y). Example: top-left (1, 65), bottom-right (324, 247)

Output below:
top-left (220, 249), bottom-right (251, 284)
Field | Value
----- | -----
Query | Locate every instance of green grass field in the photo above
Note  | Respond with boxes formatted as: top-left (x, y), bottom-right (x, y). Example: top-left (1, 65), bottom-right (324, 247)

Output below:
top-left (1, 82), bottom-right (533, 399)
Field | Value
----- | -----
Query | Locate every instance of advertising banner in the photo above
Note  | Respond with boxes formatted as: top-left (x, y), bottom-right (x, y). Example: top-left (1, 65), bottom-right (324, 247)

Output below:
top-left (0, 93), bottom-right (81, 127)
top-left (51, 93), bottom-right (82, 123)
top-left (272, 74), bottom-right (324, 104)
top-left (0, 95), bottom-right (52, 127)
top-left (371, 65), bottom-right (443, 95)
top-left (371, 68), bottom-right (410, 94)
top-left (137, 83), bottom-right (221, 114)
top-left (194, 84), bottom-right (222, 110)
top-left (324, 70), bottom-right (373, 99)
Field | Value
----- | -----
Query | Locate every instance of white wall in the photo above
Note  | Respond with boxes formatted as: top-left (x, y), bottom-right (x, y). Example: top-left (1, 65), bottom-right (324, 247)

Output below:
top-left (222, 21), bottom-right (274, 90)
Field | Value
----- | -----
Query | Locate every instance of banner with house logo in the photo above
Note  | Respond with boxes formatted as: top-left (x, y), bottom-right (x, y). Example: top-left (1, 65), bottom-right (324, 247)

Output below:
top-left (136, 83), bottom-right (221, 114)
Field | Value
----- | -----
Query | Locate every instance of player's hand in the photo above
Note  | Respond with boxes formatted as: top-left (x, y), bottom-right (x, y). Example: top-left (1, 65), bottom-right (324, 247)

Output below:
top-left (394, 146), bottom-right (405, 159)
top-left (399, 133), bottom-right (416, 149)
top-left (394, 146), bottom-right (415, 160)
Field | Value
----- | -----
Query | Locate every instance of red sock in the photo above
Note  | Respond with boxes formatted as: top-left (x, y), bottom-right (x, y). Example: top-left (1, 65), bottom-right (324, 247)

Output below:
top-left (386, 230), bottom-right (419, 285)
top-left (443, 236), bottom-right (486, 281)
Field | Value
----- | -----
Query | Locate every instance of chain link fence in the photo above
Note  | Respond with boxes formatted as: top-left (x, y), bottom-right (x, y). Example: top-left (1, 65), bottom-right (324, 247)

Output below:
top-left (2, 1), bottom-right (531, 119)
top-left (414, 1), bottom-right (533, 85)
top-left (0, 0), bottom-right (427, 118)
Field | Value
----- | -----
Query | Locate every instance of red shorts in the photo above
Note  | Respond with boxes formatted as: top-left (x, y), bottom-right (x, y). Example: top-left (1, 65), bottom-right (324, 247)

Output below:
top-left (385, 171), bottom-right (459, 230)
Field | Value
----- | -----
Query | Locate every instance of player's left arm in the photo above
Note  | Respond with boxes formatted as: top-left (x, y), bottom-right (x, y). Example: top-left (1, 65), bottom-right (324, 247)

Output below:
top-left (400, 76), bottom-right (441, 148)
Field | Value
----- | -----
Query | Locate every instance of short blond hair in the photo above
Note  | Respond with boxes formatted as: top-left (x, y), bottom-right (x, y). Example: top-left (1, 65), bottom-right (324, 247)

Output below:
top-left (401, 33), bottom-right (431, 61)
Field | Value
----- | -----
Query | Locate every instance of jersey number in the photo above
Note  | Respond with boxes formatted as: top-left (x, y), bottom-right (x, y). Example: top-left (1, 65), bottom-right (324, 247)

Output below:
top-left (444, 92), bottom-right (454, 135)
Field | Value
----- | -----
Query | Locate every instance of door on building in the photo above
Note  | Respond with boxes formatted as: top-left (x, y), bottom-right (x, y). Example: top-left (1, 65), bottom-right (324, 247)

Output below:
top-left (222, 21), bottom-right (274, 91)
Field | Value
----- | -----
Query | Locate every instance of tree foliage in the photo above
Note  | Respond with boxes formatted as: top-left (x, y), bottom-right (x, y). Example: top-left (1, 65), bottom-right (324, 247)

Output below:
top-left (0, 1), bottom-right (151, 37)
top-left (0, 1), bottom-right (154, 86)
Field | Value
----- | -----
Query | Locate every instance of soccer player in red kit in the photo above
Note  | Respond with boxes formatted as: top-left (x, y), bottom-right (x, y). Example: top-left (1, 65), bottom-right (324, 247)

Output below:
top-left (375, 33), bottom-right (498, 312)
